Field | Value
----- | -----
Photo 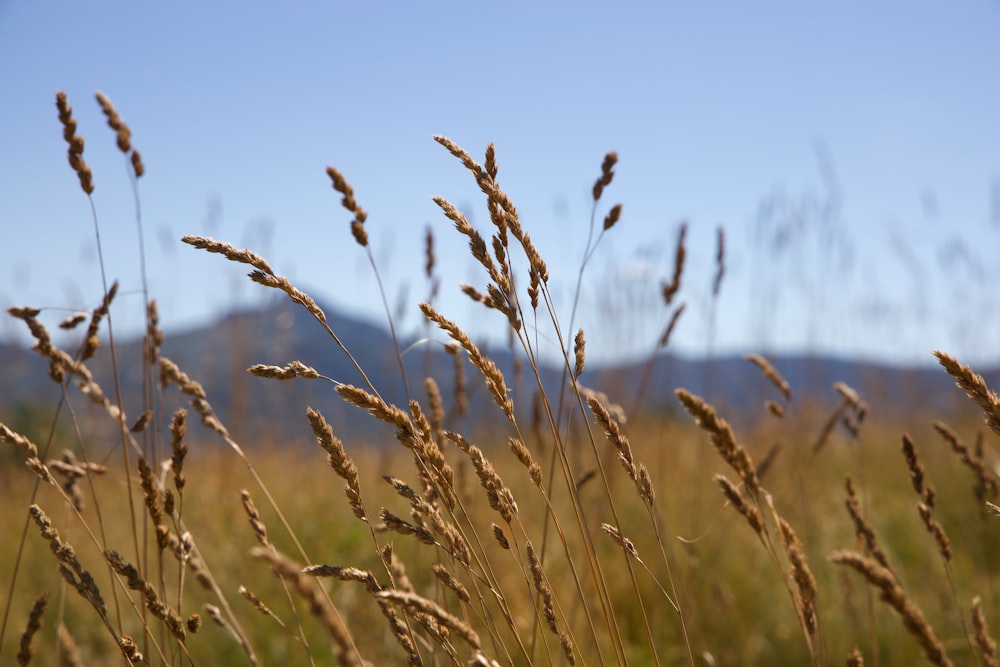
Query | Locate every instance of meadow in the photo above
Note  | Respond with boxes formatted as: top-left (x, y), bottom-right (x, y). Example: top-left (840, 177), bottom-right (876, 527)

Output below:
top-left (1, 90), bottom-right (1000, 666)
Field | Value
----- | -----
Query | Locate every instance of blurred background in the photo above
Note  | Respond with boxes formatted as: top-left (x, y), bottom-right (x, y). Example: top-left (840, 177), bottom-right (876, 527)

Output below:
top-left (1, 2), bottom-right (998, 367)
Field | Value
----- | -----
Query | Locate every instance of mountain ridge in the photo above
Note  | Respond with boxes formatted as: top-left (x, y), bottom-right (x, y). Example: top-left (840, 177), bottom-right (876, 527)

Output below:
top-left (3, 297), bottom-right (997, 444)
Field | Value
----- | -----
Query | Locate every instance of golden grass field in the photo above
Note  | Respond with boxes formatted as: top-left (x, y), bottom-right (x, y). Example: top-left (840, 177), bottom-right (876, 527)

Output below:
top-left (2, 90), bottom-right (1000, 666)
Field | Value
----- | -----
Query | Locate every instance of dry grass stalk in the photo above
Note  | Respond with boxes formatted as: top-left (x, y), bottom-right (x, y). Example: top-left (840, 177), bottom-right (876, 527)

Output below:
top-left (492, 523), bottom-right (510, 550)
top-left (251, 546), bottom-right (362, 667)
top-left (325, 166), bottom-right (368, 247)
top-left (934, 351), bottom-right (1000, 436)
top-left (307, 408), bottom-right (367, 522)
top-left (844, 477), bottom-right (894, 575)
top-left (433, 136), bottom-right (516, 230)
top-left (383, 476), bottom-right (470, 566)
top-left (145, 299), bottom-right (163, 363)
top-left (241, 490), bottom-right (270, 547)
top-left (117, 636), bottom-right (143, 664)
top-left (56, 624), bottom-right (85, 667)
top-left (661, 223), bottom-right (687, 305)
top-left (16, 592), bottom-right (49, 667)
top-left (600, 523), bottom-right (641, 563)
top-left (82, 282), bottom-right (117, 361)
top-left (94, 90), bottom-right (132, 154)
top-left (247, 270), bottom-right (330, 328)
top-left (376, 589), bottom-right (482, 652)
top-left (917, 503), bottom-right (952, 561)
top-left (239, 586), bottom-right (285, 627)
top-left (131, 149), bottom-right (145, 178)
top-left (336, 384), bottom-right (416, 447)
top-left (745, 353), bottom-right (792, 403)
top-left (0, 424), bottom-right (39, 459)
top-left (676, 389), bottom-right (760, 496)
top-left (59, 311), bottom-right (88, 330)
top-left (712, 226), bottom-right (726, 297)
top-left (508, 436), bottom-right (543, 489)
top-left (715, 474), bottom-right (764, 536)
top-left (159, 356), bottom-right (230, 438)
top-left (658, 303), bottom-right (686, 348)
top-left (28, 505), bottom-right (105, 616)
top-left (383, 475), bottom-right (441, 534)
top-left (603, 203), bottom-right (623, 231)
top-left (901, 434), bottom-right (935, 508)
top-left (765, 401), bottom-right (785, 418)
top-left (755, 443), bottom-right (782, 481)
top-left (247, 361), bottom-right (321, 381)
top-left (587, 394), bottom-right (655, 507)
top-left (830, 550), bottom-right (952, 667)
top-left (407, 399), bottom-right (457, 510)
top-left (432, 563), bottom-right (471, 604)
top-left (304, 565), bottom-right (379, 590)
top-left (104, 549), bottom-right (186, 641)
top-left (445, 341), bottom-right (469, 418)
top-left (988, 501), bottom-right (1000, 518)
top-left (187, 613), bottom-right (202, 634)
top-left (525, 541), bottom-right (576, 664)
top-left (129, 410), bottom-right (152, 433)
top-left (166, 531), bottom-right (213, 592)
top-left (445, 431), bottom-right (517, 524)
top-left (378, 508), bottom-right (436, 545)
top-left (425, 226), bottom-right (437, 281)
top-left (169, 409), bottom-right (187, 493)
top-left (812, 399), bottom-right (850, 454)
top-left (420, 302), bottom-right (514, 422)
top-left (47, 450), bottom-right (105, 512)
top-left (94, 91), bottom-right (144, 179)
top-left (972, 596), bottom-right (999, 667)
top-left (933, 420), bottom-right (999, 502)
top-left (179, 235), bottom-right (274, 275)
top-left (425, 377), bottom-right (445, 439)
top-left (204, 604), bottom-right (256, 666)
top-left (574, 329), bottom-right (586, 378)
top-left (593, 151), bottom-right (617, 201)
top-left (55, 91), bottom-right (94, 195)
top-left (433, 196), bottom-right (503, 289)
top-left (137, 456), bottom-right (164, 531)
top-left (777, 518), bottom-right (818, 636)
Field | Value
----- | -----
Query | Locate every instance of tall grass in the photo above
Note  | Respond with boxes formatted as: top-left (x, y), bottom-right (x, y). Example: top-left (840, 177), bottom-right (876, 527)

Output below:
top-left (1, 90), bottom-right (1000, 666)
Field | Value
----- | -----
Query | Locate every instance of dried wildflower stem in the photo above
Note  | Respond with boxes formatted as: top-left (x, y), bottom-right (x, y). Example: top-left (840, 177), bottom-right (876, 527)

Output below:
top-left (831, 550), bottom-right (953, 667)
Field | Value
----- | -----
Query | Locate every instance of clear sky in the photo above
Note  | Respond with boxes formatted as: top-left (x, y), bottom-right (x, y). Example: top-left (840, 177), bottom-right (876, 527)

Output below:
top-left (1, 2), bottom-right (998, 367)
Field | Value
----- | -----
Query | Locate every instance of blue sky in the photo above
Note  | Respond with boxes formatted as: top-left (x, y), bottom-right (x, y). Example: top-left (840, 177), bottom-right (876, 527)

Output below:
top-left (1, 2), bottom-right (998, 366)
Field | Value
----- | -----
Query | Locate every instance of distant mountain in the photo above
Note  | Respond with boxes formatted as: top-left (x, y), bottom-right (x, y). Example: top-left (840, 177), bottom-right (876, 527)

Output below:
top-left (2, 297), bottom-right (996, 447)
